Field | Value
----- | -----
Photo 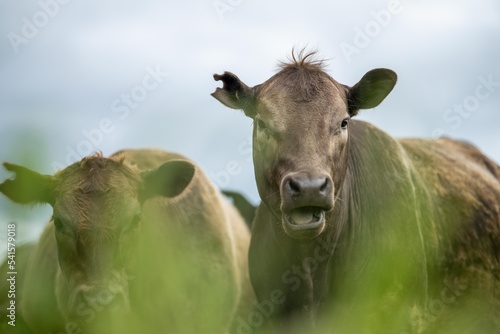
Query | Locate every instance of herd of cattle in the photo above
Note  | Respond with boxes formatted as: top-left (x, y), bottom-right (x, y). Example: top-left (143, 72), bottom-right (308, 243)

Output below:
top-left (1, 51), bottom-right (500, 333)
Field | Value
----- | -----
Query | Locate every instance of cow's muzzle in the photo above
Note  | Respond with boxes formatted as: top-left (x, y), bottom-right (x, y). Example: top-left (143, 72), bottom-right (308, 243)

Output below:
top-left (280, 172), bottom-right (334, 239)
top-left (67, 279), bottom-right (130, 320)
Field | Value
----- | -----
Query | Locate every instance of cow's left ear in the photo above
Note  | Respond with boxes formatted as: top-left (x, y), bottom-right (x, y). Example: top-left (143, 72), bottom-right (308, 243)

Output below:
top-left (140, 160), bottom-right (195, 202)
top-left (0, 163), bottom-right (55, 205)
top-left (347, 68), bottom-right (397, 116)
top-left (212, 71), bottom-right (259, 118)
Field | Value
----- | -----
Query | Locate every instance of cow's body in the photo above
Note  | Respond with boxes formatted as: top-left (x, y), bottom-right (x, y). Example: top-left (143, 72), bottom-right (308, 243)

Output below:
top-left (212, 50), bottom-right (500, 332)
top-left (0, 149), bottom-right (253, 334)
top-left (249, 121), bottom-right (500, 332)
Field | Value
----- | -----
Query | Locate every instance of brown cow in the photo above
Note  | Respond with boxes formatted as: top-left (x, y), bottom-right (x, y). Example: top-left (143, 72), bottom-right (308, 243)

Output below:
top-left (212, 50), bottom-right (500, 333)
top-left (0, 149), bottom-right (253, 334)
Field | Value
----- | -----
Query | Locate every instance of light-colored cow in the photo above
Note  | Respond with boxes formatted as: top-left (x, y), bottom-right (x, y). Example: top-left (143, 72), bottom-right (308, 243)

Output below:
top-left (0, 149), bottom-right (253, 334)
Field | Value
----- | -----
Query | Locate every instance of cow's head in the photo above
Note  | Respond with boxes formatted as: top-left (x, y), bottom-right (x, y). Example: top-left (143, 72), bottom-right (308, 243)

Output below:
top-left (0, 154), bottom-right (194, 318)
top-left (212, 51), bottom-right (396, 240)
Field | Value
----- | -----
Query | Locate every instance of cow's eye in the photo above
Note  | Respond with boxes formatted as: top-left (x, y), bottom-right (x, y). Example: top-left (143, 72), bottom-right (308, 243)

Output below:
top-left (256, 119), bottom-right (267, 131)
top-left (341, 118), bottom-right (350, 130)
top-left (122, 214), bottom-right (141, 235)
top-left (131, 213), bottom-right (141, 228)
top-left (53, 218), bottom-right (63, 231)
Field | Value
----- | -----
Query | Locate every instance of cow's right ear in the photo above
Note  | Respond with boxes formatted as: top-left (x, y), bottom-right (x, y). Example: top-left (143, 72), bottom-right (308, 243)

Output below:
top-left (140, 160), bottom-right (195, 202)
top-left (0, 163), bottom-right (55, 205)
top-left (212, 71), bottom-right (258, 118)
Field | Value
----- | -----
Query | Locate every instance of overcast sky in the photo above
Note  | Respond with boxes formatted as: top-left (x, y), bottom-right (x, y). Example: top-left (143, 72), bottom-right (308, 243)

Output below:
top-left (1, 0), bottom-right (499, 243)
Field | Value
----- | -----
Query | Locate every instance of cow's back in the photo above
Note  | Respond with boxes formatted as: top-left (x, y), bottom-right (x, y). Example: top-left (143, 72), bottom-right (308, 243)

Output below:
top-left (110, 148), bottom-right (186, 170)
top-left (400, 137), bottom-right (500, 189)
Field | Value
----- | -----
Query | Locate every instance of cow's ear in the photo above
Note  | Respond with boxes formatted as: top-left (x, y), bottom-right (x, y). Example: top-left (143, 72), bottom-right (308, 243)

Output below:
top-left (140, 160), bottom-right (195, 202)
top-left (212, 71), bottom-right (259, 118)
top-left (347, 68), bottom-right (397, 116)
top-left (0, 163), bottom-right (55, 205)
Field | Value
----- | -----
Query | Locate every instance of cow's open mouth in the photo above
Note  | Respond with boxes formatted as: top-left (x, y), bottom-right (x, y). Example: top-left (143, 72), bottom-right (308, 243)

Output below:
top-left (283, 207), bottom-right (326, 239)
top-left (285, 207), bottom-right (324, 227)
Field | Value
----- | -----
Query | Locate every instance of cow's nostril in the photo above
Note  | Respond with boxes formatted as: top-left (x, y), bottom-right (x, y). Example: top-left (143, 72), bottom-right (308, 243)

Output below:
top-left (287, 179), bottom-right (301, 193)
top-left (319, 178), bottom-right (331, 193)
top-left (282, 173), bottom-right (334, 212)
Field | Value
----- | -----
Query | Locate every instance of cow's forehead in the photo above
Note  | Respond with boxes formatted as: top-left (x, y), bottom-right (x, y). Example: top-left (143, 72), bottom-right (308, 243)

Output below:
top-left (256, 82), bottom-right (348, 135)
top-left (53, 155), bottom-right (142, 224)
top-left (258, 70), bottom-right (347, 113)
top-left (54, 187), bottom-right (140, 227)
top-left (55, 156), bottom-right (141, 192)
